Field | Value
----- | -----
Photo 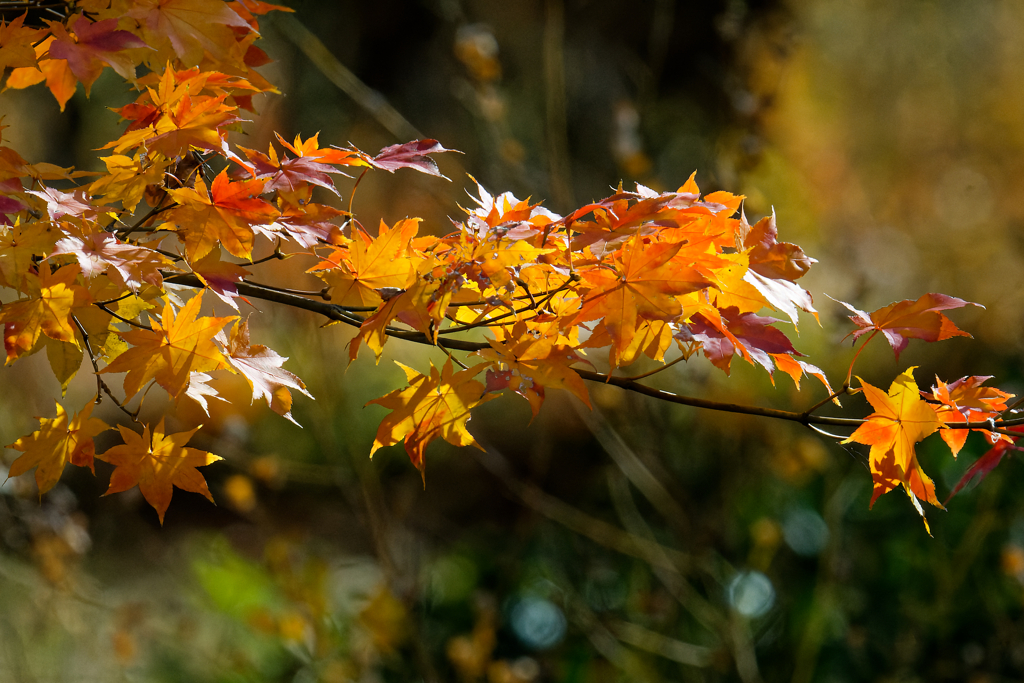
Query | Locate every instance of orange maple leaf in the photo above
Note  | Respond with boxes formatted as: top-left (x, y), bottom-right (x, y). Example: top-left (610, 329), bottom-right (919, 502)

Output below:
top-left (478, 321), bottom-right (591, 417)
top-left (275, 131), bottom-right (372, 168)
top-left (166, 168), bottom-right (278, 260)
top-left (98, 418), bottom-right (221, 524)
top-left (576, 234), bottom-right (710, 368)
top-left (0, 263), bottom-right (88, 363)
top-left (347, 256), bottom-right (453, 363)
top-left (843, 368), bottom-right (943, 530)
top-left (368, 359), bottom-right (496, 478)
top-left (0, 13), bottom-right (46, 73)
top-left (927, 375), bottom-right (1013, 457)
top-left (6, 36), bottom-right (78, 111)
top-left (100, 291), bottom-right (236, 400)
top-left (107, 66), bottom-right (242, 156)
top-left (7, 400), bottom-right (109, 495)
top-left (309, 218), bottom-right (419, 308)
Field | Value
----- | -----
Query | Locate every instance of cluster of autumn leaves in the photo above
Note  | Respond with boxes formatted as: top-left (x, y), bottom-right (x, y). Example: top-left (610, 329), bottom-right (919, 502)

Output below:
top-left (0, 0), bottom-right (1016, 528)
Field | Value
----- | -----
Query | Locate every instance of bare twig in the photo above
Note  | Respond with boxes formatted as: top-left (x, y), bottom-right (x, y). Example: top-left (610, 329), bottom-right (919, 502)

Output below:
top-left (70, 315), bottom-right (138, 421)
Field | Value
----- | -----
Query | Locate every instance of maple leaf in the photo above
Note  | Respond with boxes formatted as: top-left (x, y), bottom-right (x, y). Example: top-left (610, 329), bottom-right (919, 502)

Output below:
top-left (0, 220), bottom-right (59, 289)
top-left (276, 132), bottom-right (372, 168)
top-left (685, 307), bottom-right (798, 375)
top-left (100, 291), bottom-right (236, 400)
top-left (926, 375), bottom-right (1013, 456)
top-left (743, 269), bottom-right (817, 327)
top-left (837, 293), bottom-right (980, 360)
top-left (478, 321), bottom-right (591, 417)
top-left (45, 336), bottom-right (85, 396)
top-left (47, 15), bottom-right (148, 92)
top-left (189, 250), bottom-right (251, 310)
top-left (462, 177), bottom-right (560, 236)
top-left (219, 319), bottom-right (312, 425)
top-left (106, 66), bottom-right (242, 155)
top-left (771, 353), bottom-right (835, 398)
top-left (166, 169), bottom-right (278, 260)
top-left (576, 234), bottom-right (711, 368)
top-left (88, 152), bottom-right (170, 213)
top-left (26, 186), bottom-right (99, 221)
top-left (238, 141), bottom-right (344, 195)
top-left (51, 232), bottom-right (172, 291)
top-left (273, 200), bottom-right (347, 247)
top-left (739, 209), bottom-right (816, 281)
top-left (0, 13), bottom-right (46, 74)
top-left (98, 418), bottom-right (222, 524)
top-left (843, 368), bottom-right (943, 529)
top-left (125, 0), bottom-right (250, 65)
top-left (7, 36), bottom-right (78, 111)
top-left (944, 427), bottom-right (1024, 505)
top-left (0, 193), bottom-right (25, 225)
top-left (347, 256), bottom-right (454, 363)
top-left (370, 139), bottom-right (458, 178)
top-left (183, 371), bottom-right (226, 415)
top-left (0, 264), bottom-right (88, 363)
top-left (368, 359), bottom-right (496, 477)
top-left (7, 400), bottom-right (109, 495)
top-left (309, 218), bottom-right (418, 308)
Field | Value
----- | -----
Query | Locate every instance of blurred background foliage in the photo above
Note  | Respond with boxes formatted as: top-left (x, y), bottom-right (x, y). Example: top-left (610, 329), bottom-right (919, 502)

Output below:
top-left (3, 0), bottom-right (1024, 681)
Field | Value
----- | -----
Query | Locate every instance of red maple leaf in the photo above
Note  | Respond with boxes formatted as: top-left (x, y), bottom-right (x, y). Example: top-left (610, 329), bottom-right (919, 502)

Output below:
top-left (47, 16), bottom-right (148, 92)
top-left (370, 139), bottom-right (457, 178)
top-left (837, 293), bottom-right (980, 360)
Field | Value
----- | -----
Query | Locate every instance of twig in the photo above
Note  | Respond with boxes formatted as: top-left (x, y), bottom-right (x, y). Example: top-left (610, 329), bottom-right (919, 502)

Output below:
top-left (609, 620), bottom-right (714, 667)
top-left (240, 279), bottom-right (330, 299)
top-left (473, 442), bottom-right (692, 573)
top-left (116, 202), bottom-right (173, 239)
top-left (70, 315), bottom-right (138, 422)
top-left (96, 303), bottom-right (152, 330)
top-left (800, 381), bottom-right (851, 419)
top-left (274, 14), bottom-right (423, 141)
top-left (621, 354), bottom-right (687, 381)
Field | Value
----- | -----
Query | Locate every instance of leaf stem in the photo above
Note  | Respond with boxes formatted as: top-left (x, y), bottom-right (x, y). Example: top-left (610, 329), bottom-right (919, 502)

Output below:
top-left (347, 168), bottom-right (369, 215)
top-left (801, 382), bottom-right (851, 419)
top-left (844, 331), bottom-right (878, 386)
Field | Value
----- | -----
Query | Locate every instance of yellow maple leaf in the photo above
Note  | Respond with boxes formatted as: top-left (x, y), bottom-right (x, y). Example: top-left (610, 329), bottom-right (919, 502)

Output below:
top-left (0, 263), bottom-right (88, 363)
top-left (368, 359), bottom-right (496, 478)
top-left (7, 400), bottom-right (109, 495)
top-left (98, 417), bottom-right (221, 524)
top-left (100, 291), bottom-right (236, 400)
top-left (478, 321), bottom-right (592, 417)
top-left (309, 218), bottom-right (419, 307)
top-left (843, 368), bottom-right (942, 530)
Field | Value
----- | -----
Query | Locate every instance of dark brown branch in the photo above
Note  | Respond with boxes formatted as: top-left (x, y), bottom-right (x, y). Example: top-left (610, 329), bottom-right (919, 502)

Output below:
top-left (158, 271), bottom-right (1024, 433)
top-left (95, 303), bottom-right (152, 330)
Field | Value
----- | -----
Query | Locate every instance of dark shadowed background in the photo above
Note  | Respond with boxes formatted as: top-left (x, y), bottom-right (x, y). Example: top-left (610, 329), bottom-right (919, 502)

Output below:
top-left (3, 1), bottom-right (1024, 681)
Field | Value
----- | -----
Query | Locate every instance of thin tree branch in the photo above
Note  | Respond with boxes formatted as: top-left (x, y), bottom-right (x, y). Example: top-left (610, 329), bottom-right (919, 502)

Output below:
top-left (155, 271), bottom-right (1024, 433)
top-left (95, 303), bottom-right (152, 330)
top-left (473, 442), bottom-right (692, 573)
top-left (71, 314), bottom-right (138, 422)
